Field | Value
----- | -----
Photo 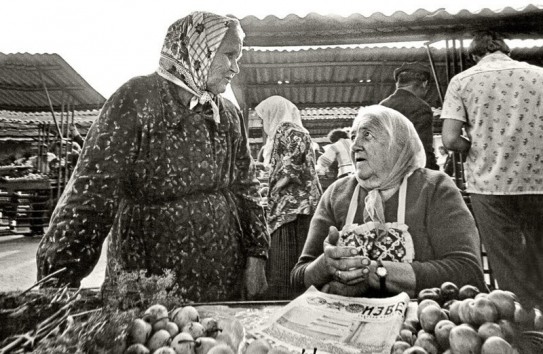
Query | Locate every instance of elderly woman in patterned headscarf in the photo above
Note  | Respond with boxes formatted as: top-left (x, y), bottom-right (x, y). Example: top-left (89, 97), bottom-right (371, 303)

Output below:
top-left (255, 96), bottom-right (322, 300)
top-left (37, 12), bottom-right (270, 302)
top-left (291, 105), bottom-right (486, 298)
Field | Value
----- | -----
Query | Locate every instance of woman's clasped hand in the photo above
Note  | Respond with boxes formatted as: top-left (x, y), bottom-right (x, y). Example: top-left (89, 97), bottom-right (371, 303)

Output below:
top-left (321, 226), bottom-right (371, 296)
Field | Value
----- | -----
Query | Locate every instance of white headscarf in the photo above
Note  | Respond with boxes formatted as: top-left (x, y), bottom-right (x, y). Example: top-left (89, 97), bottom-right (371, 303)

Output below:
top-left (255, 96), bottom-right (308, 165)
top-left (352, 105), bottom-right (426, 224)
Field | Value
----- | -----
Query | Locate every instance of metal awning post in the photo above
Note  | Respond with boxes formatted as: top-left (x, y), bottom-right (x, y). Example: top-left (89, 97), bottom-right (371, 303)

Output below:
top-left (37, 69), bottom-right (62, 139)
top-left (425, 43), bottom-right (444, 105)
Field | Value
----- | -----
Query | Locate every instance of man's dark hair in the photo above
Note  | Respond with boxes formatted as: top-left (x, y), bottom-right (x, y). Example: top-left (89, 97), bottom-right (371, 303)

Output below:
top-left (327, 128), bottom-right (349, 143)
top-left (396, 70), bottom-right (430, 87)
top-left (468, 30), bottom-right (510, 57)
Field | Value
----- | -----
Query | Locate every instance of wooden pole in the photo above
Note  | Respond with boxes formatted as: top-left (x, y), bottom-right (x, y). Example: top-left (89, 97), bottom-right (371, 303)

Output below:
top-left (425, 43), bottom-right (444, 105)
top-left (38, 69), bottom-right (62, 138)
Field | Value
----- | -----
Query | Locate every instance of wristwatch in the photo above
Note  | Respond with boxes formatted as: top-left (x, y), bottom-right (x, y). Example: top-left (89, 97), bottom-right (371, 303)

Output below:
top-left (376, 260), bottom-right (388, 294)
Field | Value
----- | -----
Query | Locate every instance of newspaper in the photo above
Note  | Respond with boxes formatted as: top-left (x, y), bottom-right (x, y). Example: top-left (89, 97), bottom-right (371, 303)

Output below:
top-left (252, 286), bottom-right (411, 354)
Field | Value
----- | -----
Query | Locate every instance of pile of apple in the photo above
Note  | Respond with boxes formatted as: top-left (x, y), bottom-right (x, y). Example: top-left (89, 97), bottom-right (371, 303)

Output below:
top-left (124, 304), bottom-right (240, 354)
top-left (390, 282), bottom-right (542, 354)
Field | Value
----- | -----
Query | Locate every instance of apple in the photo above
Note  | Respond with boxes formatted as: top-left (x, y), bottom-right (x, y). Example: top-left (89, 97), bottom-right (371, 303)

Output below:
top-left (458, 285), bottom-right (480, 300)
top-left (418, 289), bottom-right (441, 303)
top-left (245, 339), bottom-right (271, 354)
top-left (146, 329), bottom-right (171, 353)
top-left (171, 332), bottom-right (195, 354)
top-left (166, 321), bottom-right (180, 337)
top-left (481, 336), bottom-right (515, 354)
top-left (443, 299), bottom-right (459, 311)
top-left (478, 322), bottom-right (505, 341)
top-left (440, 282), bottom-right (459, 302)
top-left (403, 346), bottom-right (429, 354)
top-left (127, 318), bottom-right (153, 345)
top-left (487, 290), bottom-right (516, 321)
top-left (417, 299), bottom-right (441, 319)
top-left (183, 322), bottom-right (206, 339)
top-left (448, 300), bottom-right (462, 325)
top-left (390, 341), bottom-right (411, 354)
top-left (172, 306), bottom-right (200, 330)
top-left (195, 337), bottom-right (218, 354)
top-left (419, 305), bottom-right (448, 333)
top-left (207, 344), bottom-right (234, 354)
top-left (154, 348), bottom-right (177, 354)
top-left (434, 320), bottom-right (455, 351)
top-left (399, 329), bottom-right (416, 345)
top-left (448, 324), bottom-right (482, 354)
top-left (144, 304), bottom-right (169, 331)
top-left (458, 298), bottom-right (475, 324)
top-left (125, 343), bottom-right (150, 354)
top-left (497, 319), bottom-right (517, 344)
top-left (513, 302), bottom-right (534, 329)
top-left (504, 291), bottom-right (518, 302)
top-left (534, 308), bottom-right (543, 330)
top-left (470, 297), bottom-right (499, 325)
top-left (414, 332), bottom-right (439, 354)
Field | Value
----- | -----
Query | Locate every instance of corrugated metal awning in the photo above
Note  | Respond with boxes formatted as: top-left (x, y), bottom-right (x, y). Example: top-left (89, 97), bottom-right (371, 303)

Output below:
top-left (0, 53), bottom-right (106, 112)
top-left (232, 45), bottom-right (543, 111)
top-left (237, 5), bottom-right (543, 47)
top-left (0, 110), bottom-right (99, 140)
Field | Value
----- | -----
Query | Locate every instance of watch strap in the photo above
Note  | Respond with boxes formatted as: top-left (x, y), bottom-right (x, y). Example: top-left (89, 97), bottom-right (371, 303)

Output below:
top-left (377, 260), bottom-right (387, 294)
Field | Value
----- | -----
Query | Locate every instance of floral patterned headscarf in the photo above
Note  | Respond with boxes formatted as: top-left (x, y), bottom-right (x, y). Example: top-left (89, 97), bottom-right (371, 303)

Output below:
top-left (157, 11), bottom-right (242, 123)
top-left (255, 96), bottom-right (308, 165)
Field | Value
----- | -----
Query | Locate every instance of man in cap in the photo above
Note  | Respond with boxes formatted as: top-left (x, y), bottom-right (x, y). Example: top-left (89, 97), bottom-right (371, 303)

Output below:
top-left (380, 62), bottom-right (439, 170)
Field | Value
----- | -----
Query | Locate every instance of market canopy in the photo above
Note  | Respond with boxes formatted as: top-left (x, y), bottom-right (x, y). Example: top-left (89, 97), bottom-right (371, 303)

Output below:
top-left (231, 4), bottom-right (543, 112)
top-left (237, 5), bottom-right (543, 47)
top-left (0, 53), bottom-right (106, 112)
top-left (233, 45), bottom-right (543, 112)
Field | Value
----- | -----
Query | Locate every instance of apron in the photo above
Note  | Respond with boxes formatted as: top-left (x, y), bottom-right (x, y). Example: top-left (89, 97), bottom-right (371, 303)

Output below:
top-left (338, 176), bottom-right (415, 263)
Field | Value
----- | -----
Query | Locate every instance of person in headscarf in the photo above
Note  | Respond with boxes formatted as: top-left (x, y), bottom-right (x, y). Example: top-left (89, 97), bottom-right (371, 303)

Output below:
top-left (291, 105), bottom-right (486, 298)
top-left (255, 96), bottom-right (322, 300)
top-left (36, 11), bottom-right (270, 302)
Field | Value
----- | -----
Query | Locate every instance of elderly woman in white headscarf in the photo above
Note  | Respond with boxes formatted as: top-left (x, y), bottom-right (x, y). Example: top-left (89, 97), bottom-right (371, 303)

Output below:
top-left (255, 96), bottom-right (322, 300)
top-left (291, 105), bottom-right (486, 298)
top-left (37, 11), bottom-right (270, 302)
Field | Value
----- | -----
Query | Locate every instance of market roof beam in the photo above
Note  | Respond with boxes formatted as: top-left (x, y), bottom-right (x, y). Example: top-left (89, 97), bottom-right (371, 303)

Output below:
top-left (245, 82), bottom-right (387, 89)
top-left (0, 84), bottom-right (85, 92)
top-left (241, 61), bottom-right (449, 69)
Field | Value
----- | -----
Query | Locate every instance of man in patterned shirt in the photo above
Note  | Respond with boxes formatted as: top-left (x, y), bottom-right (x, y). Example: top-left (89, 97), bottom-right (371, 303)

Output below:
top-left (441, 30), bottom-right (543, 315)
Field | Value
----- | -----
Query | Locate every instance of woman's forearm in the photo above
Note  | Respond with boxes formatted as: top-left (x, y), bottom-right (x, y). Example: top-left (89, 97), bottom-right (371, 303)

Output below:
top-left (367, 261), bottom-right (416, 298)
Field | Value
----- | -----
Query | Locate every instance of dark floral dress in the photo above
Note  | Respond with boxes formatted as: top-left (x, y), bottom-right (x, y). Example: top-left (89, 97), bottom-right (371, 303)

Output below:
top-left (267, 122), bottom-right (322, 233)
top-left (37, 73), bottom-right (270, 302)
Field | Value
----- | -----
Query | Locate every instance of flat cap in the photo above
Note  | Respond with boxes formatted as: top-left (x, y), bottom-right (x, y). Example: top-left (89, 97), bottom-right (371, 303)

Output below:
top-left (393, 62), bottom-right (430, 81)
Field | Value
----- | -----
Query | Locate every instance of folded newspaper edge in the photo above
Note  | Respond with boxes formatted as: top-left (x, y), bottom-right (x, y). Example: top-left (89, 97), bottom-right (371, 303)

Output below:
top-left (251, 286), bottom-right (411, 354)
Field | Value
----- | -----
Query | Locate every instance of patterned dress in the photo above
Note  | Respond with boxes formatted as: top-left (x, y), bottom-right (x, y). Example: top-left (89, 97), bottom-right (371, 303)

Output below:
top-left (37, 73), bottom-right (270, 302)
top-left (265, 122), bottom-right (322, 299)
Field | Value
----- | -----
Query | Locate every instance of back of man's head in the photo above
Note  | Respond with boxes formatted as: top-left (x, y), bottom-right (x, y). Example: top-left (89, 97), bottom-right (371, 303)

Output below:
top-left (327, 128), bottom-right (349, 143)
top-left (468, 30), bottom-right (510, 58)
top-left (393, 62), bottom-right (430, 98)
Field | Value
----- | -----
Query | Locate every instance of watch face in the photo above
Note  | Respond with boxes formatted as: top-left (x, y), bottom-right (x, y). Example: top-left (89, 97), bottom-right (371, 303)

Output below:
top-left (377, 267), bottom-right (387, 277)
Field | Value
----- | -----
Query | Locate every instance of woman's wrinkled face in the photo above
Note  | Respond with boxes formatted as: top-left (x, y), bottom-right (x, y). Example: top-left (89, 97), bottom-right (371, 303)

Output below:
top-left (206, 26), bottom-right (243, 95)
top-left (350, 117), bottom-right (396, 187)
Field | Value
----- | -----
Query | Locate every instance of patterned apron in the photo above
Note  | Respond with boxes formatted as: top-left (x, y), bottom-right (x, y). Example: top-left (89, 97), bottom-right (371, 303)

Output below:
top-left (339, 176), bottom-right (415, 263)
